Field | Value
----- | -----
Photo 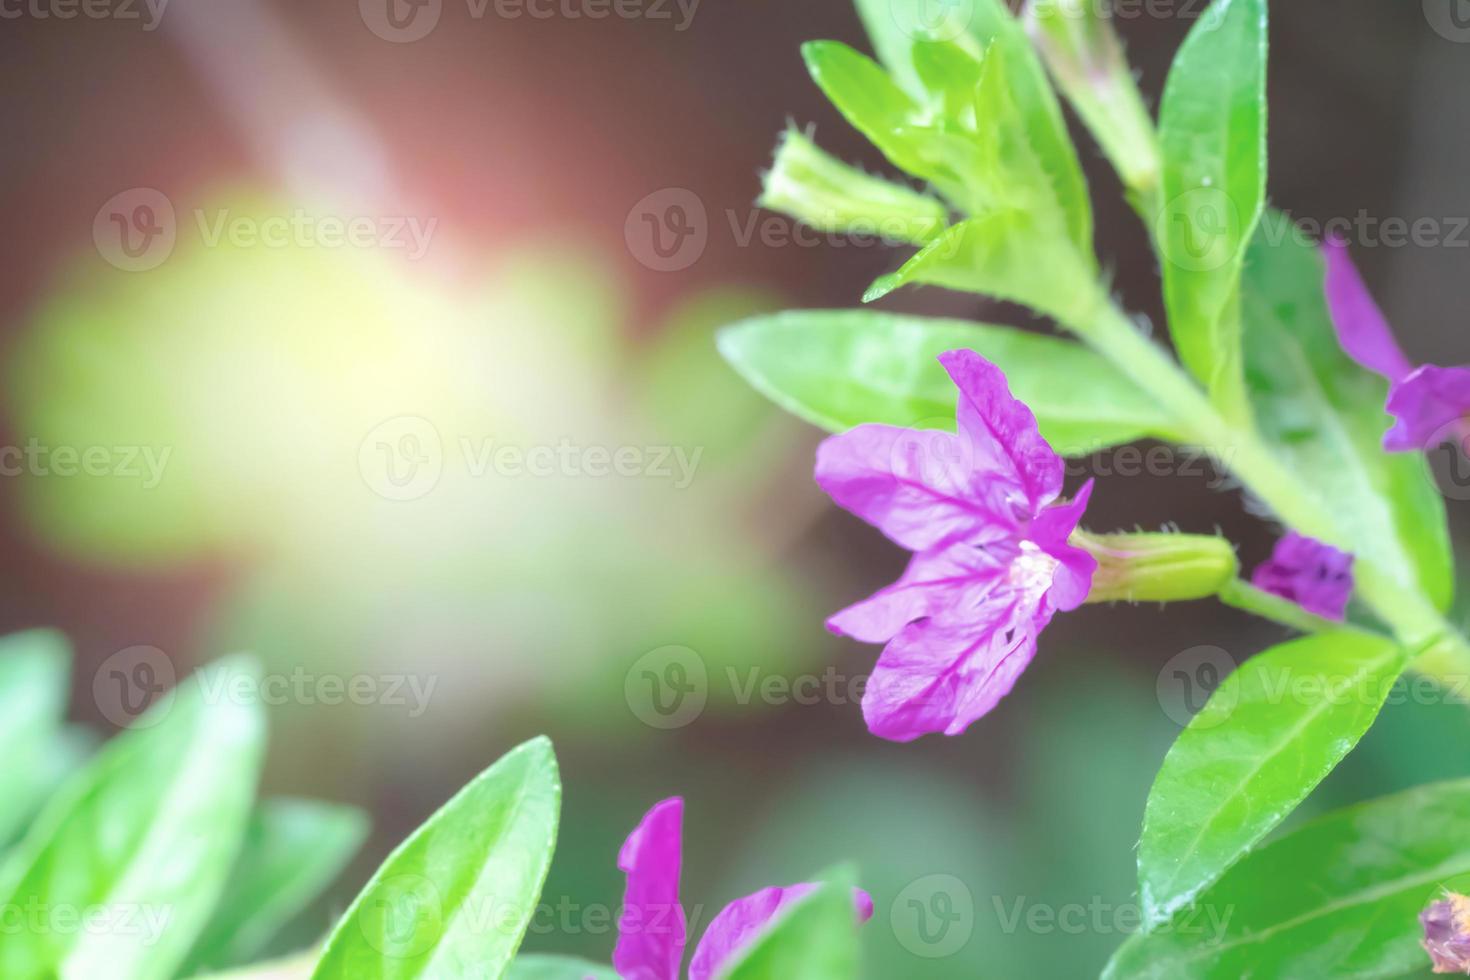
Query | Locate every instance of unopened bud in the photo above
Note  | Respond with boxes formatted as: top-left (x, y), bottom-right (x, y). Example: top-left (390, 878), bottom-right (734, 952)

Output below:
top-left (1023, 0), bottom-right (1160, 196)
top-left (759, 128), bottom-right (949, 247)
top-left (1423, 892), bottom-right (1470, 974)
top-left (1076, 530), bottom-right (1238, 604)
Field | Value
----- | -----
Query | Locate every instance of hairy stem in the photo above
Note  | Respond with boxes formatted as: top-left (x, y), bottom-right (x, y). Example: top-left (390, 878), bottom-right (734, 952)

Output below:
top-left (1217, 579), bottom-right (1337, 636)
top-left (1075, 296), bottom-right (1470, 685)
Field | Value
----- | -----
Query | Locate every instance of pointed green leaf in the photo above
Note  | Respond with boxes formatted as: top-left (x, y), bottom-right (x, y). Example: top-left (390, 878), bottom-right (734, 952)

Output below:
top-left (0, 656), bottom-right (267, 980)
top-left (1242, 221), bottom-right (1453, 611)
top-left (1109, 780), bottom-right (1470, 978)
top-left (851, 0), bottom-right (975, 97)
top-left (1139, 632), bottom-right (1406, 927)
top-left (311, 737), bottom-right (561, 980)
top-left (183, 798), bottom-right (369, 972)
top-left (505, 955), bottom-right (619, 979)
top-left (0, 629), bottom-right (71, 844)
top-left (718, 868), bottom-right (863, 980)
top-left (863, 210), bottom-right (1102, 329)
top-left (718, 309), bottom-right (1176, 454)
top-left (958, 0), bottom-right (1093, 255)
top-left (1157, 0), bottom-right (1267, 418)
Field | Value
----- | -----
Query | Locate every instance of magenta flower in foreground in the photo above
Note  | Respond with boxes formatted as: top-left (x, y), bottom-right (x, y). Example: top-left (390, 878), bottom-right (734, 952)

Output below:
top-left (1250, 532), bottom-right (1354, 621)
top-left (1324, 236), bottom-right (1470, 452)
top-left (613, 798), bottom-right (873, 980)
top-left (815, 349), bottom-right (1096, 742)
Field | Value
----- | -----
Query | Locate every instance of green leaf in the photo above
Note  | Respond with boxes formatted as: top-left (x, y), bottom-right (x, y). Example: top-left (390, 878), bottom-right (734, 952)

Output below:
top-left (194, 950), bottom-right (318, 979)
top-left (1108, 779), bottom-right (1470, 979)
top-left (0, 655), bottom-right (267, 980)
top-left (1139, 631), bottom-right (1407, 927)
top-left (718, 309), bottom-right (1177, 454)
top-left (718, 869), bottom-right (863, 980)
top-left (851, 0), bottom-right (973, 97)
top-left (504, 954), bottom-right (619, 979)
top-left (183, 798), bottom-right (369, 972)
top-left (311, 737), bottom-right (561, 980)
top-left (0, 629), bottom-right (71, 845)
top-left (863, 210), bottom-right (1103, 331)
top-left (1157, 0), bottom-right (1267, 418)
top-left (800, 41), bottom-right (937, 185)
top-left (958, 0), bottom-right (1093, 255)
top-left (1242, 221), bottom-right (1454, 611)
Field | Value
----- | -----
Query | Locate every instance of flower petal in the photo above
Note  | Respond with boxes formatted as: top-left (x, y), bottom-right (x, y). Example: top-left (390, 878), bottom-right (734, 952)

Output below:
top-left (861, 603), bottom-right (1046, 742)
top-left (827, 544), bottom-right (1007, 644)
top-left (1250, 532), bottom-right (1354, 621)
top-left (1321, 236), bottom-right (1412, 382)
top-left (614, 798), bottom-right (687, 980)
top-left (686, 884), bottom-right (874, 980)
top-left (939, 348), bottom-right (1064, 512)
top-left (1027, 480), bottom-right (1096, 612)
top-left (1383, 364), bottom-right (1470, 453)
top-left (815, 424), bottom-right (1026, 552)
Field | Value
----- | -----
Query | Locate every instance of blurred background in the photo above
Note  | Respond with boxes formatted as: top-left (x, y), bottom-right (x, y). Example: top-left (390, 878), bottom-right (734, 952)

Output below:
top-left (1, 0), bottom-right (1469, 975)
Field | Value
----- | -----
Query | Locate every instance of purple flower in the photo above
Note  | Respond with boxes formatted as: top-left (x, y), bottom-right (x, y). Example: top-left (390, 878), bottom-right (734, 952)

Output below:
top-left (1422, 892), bottom-right (1470, 974)
top-left (1323, 236), bottom-right (1470, 452)
top-left (815, 349), bottom-right (1096, 742)
top-left (1249, 532), bottom-right (1354, 621)
top-left (613, 798), bottom-right (873, 980)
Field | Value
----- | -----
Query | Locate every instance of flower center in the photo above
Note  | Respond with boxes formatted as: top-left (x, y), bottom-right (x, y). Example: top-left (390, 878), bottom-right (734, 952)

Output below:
top-left (1008, 540), bottom-right (1060, 594)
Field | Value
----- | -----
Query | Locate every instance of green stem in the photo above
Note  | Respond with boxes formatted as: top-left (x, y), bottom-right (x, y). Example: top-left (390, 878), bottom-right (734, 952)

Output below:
top-left (1217, 579), bottom-right (1338, 636)
top-left (1074, 296), bottom-right (1470, 684)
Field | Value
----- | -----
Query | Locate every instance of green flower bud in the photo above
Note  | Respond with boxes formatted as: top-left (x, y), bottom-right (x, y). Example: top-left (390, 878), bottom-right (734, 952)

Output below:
top-left (758, 128), bottom-right (949, 247)
top-left (1075, 530), bottom-right (1238, 604)
top-left (1023, 0), bottom-right (1161, 199)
